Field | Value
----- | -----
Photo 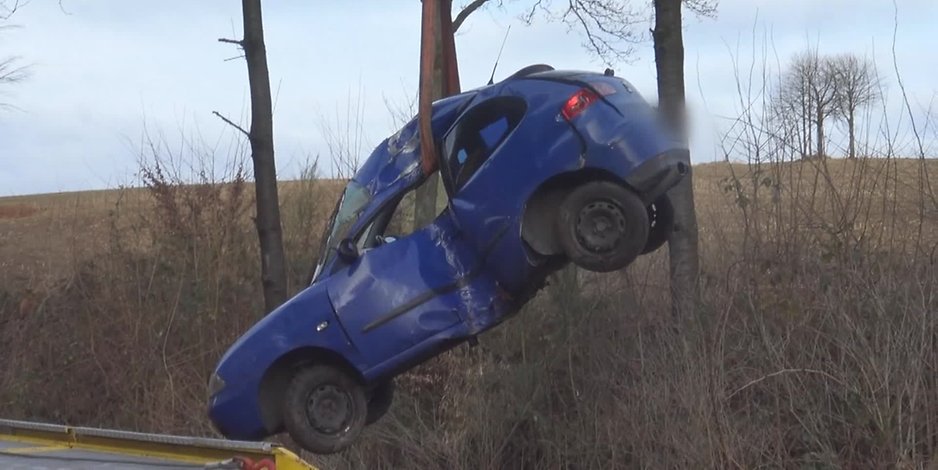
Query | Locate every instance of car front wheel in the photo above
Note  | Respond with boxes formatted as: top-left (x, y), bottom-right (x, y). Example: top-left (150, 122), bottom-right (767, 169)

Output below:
top-left (556, 181), bottom-right (649, 272)
top-left (282, 365), bottom-right (367, 455)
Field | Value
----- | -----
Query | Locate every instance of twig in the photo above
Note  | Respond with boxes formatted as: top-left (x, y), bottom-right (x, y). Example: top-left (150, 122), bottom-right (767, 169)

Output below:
top-left (212, 110), bottom-right (249, 137)
top-left (0, 0), bottom-right (25, 21)
top-left (162, 275), bottom-right (185, 416)
top-left (890, 0), bottom-right (932, 255)
top-left (453, 0), bottom-right (490, 32)
top-left (891, 0), bottom-right (925, 159)
top-left (727, 368), bottom-right (845, 400)
top-left (218, 37), bottom-right (243, 46)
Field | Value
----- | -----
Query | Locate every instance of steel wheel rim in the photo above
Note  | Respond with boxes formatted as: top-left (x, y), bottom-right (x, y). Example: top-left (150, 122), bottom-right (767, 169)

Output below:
top-left (306, 384), bottom-right (353, 435)
top-left (575, 200), bottom-right (626, 253)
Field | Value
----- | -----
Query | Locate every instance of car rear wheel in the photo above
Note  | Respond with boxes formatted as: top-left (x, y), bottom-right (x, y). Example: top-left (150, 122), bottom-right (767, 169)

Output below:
top-left (641, 195), bottom-right (674, 255)
top-left (556, 181), bottom-right (649, 272)
top-left (365, 380), bottom-right (395, 425)
top-left (282, 365), bottom-right (367, 454)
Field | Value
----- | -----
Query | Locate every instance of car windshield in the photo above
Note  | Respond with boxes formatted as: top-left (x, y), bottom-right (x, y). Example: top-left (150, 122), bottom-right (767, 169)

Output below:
top-left (313, 181), bottom-right (371, 280)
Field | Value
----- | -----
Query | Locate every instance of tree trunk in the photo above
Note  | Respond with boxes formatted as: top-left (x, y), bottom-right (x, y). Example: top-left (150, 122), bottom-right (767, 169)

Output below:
top-left (801, 92), bottom-right (814, 158)
top-left (413, 66), bottom-right (445, 227)
top-left (815, 106), bottom-right (824, 158)
top-left (241, 0), bottom-right (288, 313)
top-left (801, 99), bottom-right (809, 158)
top-left (414, 0), bottom-right (458, 229)
top-left (847, 111), bottom-right (856, 159)
top-left (653, 0), bottom-right (699, 318)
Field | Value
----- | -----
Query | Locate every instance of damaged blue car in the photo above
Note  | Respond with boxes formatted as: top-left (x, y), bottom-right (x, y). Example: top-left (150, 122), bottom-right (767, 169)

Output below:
top-left (207, 65), bottom-right (689, 454)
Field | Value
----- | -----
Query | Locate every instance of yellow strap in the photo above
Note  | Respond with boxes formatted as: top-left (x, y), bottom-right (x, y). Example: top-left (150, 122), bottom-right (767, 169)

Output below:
top-left (4, 443), bottom-right (71, 454)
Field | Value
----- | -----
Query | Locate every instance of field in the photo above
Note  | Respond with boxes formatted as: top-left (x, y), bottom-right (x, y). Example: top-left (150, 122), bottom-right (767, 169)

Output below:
top-left (1, 157), bottom-right (938, 469)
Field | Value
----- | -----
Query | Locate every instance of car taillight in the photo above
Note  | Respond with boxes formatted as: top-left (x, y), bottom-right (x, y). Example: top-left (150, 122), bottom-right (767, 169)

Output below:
top-left (561, 88), bottom-right (600, 120)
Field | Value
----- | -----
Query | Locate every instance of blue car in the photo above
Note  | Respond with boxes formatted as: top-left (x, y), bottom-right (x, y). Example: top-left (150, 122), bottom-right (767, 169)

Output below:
top-left (207, 65), bottom-right (688, 454)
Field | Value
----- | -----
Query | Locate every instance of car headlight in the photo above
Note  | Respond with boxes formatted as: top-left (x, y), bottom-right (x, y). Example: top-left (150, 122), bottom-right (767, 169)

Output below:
top-left (208, 372), bottom-right (226, 398)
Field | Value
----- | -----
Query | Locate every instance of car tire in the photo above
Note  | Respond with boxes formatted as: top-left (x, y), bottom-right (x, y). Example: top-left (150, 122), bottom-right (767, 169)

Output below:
top-left (641, 195), bottom-right (674, 255)
top-left (282, 365), bottom-right (367, 455)
top-left (365, 380), bottom-right (395, 425)
top-left (556, 181), bottom-right (649, 272)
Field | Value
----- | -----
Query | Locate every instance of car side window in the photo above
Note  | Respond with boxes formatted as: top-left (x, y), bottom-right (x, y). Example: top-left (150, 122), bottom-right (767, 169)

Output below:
top-left (354, 187), bottom-right (418, 253)
top-left (442, 96), bottom-right (526, 193)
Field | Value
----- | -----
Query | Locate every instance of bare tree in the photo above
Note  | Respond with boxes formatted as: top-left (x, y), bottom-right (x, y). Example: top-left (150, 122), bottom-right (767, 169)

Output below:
top-left (0, 0), bottom-right (28, 108)
top-left (522, 1), bottom-right (714, 64)
top-left (779, 51), bottom-right (837, 158)
top-left (830, 53), bottom-right (880, 159)
top-left (217, 0), bottom-right (288, 314)
top-left (771, 64), bottom-right (815, 158)
top-left (652, 0), bottom-right (700, 318)
top-left (772, 51), bottom-right (877, 160)
top-left (808, 54), bottom-right (837, 159)
top-left (520, 0), bottom-right (644, 62)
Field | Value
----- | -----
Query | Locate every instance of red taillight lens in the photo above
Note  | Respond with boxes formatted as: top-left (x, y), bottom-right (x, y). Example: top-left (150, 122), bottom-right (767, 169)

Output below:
top-left (561, 88), bottom-right (600, 120)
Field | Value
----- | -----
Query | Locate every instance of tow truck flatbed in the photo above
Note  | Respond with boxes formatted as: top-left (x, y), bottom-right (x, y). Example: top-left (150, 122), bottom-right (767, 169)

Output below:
top-left (0, 419), bottom-right (316, 469)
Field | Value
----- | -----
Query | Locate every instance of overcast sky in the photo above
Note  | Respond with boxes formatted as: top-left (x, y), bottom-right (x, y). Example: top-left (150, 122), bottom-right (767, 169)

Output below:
top-left (0, 0), bottom-right (935, 196)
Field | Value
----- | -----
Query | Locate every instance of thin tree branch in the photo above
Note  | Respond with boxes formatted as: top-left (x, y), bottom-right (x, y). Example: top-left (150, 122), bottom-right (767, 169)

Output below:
top-left (568, 3), bottom-right (606, 61)
top-left (0, 1), bottom-right (30, 103)
top-left (218, 37), bottom-right (244, 47)
top-left (212, 111), bottom-right (249, 138)
top-left (683, 0), bottom-right (717, 17)
top-left (453, 0), bottom-right (491, 32)
top-left (522, 0), bottom-right (547, 23)
top-left (0, 56), bottom-right (28, 83)
top-left (891, 0), bottom-right (925, 159)
top-left (0, 0), bottom-right (25, 21)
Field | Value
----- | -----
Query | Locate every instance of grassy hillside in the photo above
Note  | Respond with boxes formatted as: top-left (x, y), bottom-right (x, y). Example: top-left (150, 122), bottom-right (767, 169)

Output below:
top-left (1, 156), bottom-right (937, 468)
top-left (4, 157), bottom-right (933, 286)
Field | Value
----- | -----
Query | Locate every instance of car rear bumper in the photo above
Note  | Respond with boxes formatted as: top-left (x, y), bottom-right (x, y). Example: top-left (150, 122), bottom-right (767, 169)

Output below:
top-left (624, 148), bottom-right (690, 204)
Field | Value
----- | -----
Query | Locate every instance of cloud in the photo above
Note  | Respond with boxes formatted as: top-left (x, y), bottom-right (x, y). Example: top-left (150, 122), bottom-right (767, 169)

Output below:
top-left (0, 0), bottom-right (934, 196)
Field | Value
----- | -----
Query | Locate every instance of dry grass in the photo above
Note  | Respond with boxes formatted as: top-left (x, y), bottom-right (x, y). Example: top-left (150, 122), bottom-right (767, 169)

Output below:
top-left (0, 203), bottom-right (39, 220)
top-left (1, 155), bottom-right (937, 469)
top-left (0, 189), bottom-right (138, 290)
top-left (0, 180), bottom-right (343, 289)
top-left (3, 156), bottom-right (929, 288)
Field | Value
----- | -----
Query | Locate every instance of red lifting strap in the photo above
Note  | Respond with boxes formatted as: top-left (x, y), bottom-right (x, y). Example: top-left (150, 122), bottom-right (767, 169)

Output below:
top-left (418, 0), bottom-right (460, 176)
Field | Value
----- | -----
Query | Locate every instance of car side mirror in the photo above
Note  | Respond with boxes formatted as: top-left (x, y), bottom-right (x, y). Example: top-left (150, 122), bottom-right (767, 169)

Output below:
top-left (337, 238), bottom-right (359, 262)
